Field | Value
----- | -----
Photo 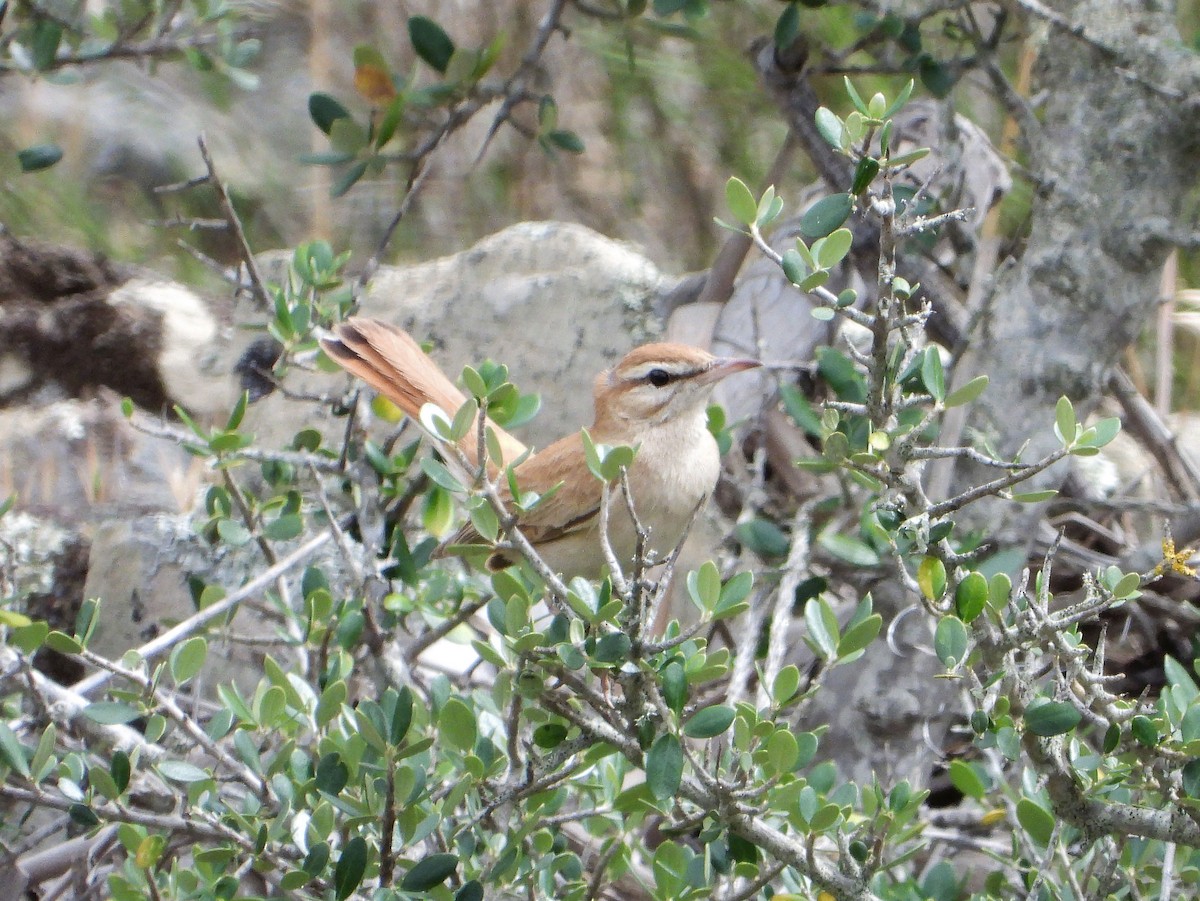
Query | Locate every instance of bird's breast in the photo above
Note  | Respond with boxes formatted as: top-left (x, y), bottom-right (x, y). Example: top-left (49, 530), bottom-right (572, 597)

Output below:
top-left (621, 413), bottom-right (721, 552)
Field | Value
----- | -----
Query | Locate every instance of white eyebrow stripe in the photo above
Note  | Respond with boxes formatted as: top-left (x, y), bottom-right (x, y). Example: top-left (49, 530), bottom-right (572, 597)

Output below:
top-left (621, 361), bottom-right (708, 381)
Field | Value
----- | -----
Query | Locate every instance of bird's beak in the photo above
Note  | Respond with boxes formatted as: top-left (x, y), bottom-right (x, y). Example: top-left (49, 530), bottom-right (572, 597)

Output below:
top-left (703, 356), bottom-right (762, 384)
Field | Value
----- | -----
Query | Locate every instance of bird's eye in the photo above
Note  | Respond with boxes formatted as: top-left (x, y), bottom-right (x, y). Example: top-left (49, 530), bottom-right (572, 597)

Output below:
top-left (647, 368), bottom-right (671, 387)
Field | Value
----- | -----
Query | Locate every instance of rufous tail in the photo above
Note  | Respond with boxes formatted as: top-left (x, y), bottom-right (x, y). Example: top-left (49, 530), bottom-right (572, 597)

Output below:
top-left (321, 317), bottom-right (526, 471)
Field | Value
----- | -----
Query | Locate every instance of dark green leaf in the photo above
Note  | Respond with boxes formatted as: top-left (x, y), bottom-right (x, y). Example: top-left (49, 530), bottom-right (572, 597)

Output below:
top-left (31, 20), bottom-right (62, 70)
top-left (800, 193), bottom-right (853, 239)
top-left (303, 842), bottom-right (330, 877)
top-left (662, 660), bottom-right (687, 712)
top-left (1016, 798), bottom-right (1054, 846)
top-left (456, 881), bottom-right (485, 901)
top-left (933, 615), bottom-right (967, 668)
top-left (954, 572), bottom-right (988, 623)
top-left (774, 4), bottom-right (800, 48)
top-left (918, 56), bottom-right (957, 98)
top-left (17, 143), bottom-right (63, 172)
top-left (401, 853), bottom-right (458, 891)
top-left (735, 517), bottom-right (789, 558)
top-left (1025, 701), bottom-right (1082, 737)
top-left (315, 752), bottom-right (349, 795)
top-left (646, 734), bottom-right (683, 800)
top-left (1183, 759), bottom-right (1200, 799)
top-left (533, 723), bottom-right (569, 748)
top-left (851, 157), bottom-right (880, 195)
top-left (593, 632), bottom-right (632, 664)
top-left (1130, 715), bottom-right (1158, 746)
top-left (684, 705), bottom-right (734, 738)
top-left (334, 836), bottom-right (368, 900)
top-left (390, 687), bottom-right (414, 745)
top-left (69, 803), bottom-right (100, 828)
top-left (409, 16), bottom-right (455, 73)
top-left (308, 93), bottom-right (351, 134)
top-left (547, 130), bottom-right (585, 154)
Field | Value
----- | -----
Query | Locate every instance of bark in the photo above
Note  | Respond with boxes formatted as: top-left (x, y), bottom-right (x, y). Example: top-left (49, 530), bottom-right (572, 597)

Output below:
top-left (950, 1), bottom-right (1200, 541)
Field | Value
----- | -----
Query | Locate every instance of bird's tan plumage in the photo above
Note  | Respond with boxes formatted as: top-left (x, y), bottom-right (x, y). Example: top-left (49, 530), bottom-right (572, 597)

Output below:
top-left (322, 317), bottom-right (759, 579)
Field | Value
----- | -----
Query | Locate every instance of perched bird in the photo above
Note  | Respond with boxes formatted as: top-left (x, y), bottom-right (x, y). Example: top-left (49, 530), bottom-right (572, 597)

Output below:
top-left (321, 318), bottom-right (760, 579)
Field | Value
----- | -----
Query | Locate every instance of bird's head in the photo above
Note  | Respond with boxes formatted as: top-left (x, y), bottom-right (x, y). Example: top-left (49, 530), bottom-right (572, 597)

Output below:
top-left (593, 342), bottom-right (761, 430)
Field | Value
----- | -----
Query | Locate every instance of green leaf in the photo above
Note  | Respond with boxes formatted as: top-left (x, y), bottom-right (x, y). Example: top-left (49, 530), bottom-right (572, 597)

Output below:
top-left (646, 734), bottom-right (683, 800)
top-left (816, 228), bottom-right (853, 269)
top-left (944, 375), bottom-right (989, 408)
top-left (158, 760), bottom-right (211, 783)
top-left (735, 518), bottom-right (790, 558)
top-left (409, 16), bottom-right (455, 73)
top-left (110, 749), bottom-right (130, 794)
top-left (335, 836), bottom-right (368, 899)
top-left (773, 665), bottom-right (801, 706)
top-left (837, 613), bottom-right (881, 658)
top-left (331, 160), bottom-right (369, 198)
top-left (1184, 759), bottom-right (1200, 799)
top-left (918, 56), bottom-right (957, 98)
top-left (1054, 396), bottom-right (1077, 447)
top-left (804, 597), bottom-right (839, 659)
top-left (69, 803), bottom-right (100, 828)
top-left (83, 702), bottom-right (141, 725)
top-left (401, 853), bottom-right (458, 891)
top-left (922, 349), bottom-right (945, 401)
top-left (954, 572), bottom-right (988, 623)
top-left (814, 107), bottom-right (842, 149)
top-left (1025, 701), bottom-right (1082, 737)
top-left (593, 632), bottom-right (632, 664)
top-left (315, 752), bottom-right (349, 795)
top-left (843, 76), bottom-right (868, 115)
top-left (1016, 797), bottom-right (1055, 846)
top-left (421, 457), bottom-right (465, 493)
top-left (439, 698), bottom-right (477, 752)
top-left (851, 157), bottom-right (880, 195)
top-left (948, 760), bottom-right (986, 800)
top-left (774, 3), bottom-right (800, 48)
top-left (818, 531), bottom-right (880, 566)
top-left (17, 143), bottom-right (63, 172)
top-left (800, 193), bottom-right (853, 239)
top-left (779, 384), bottom-right (822, 436)
top-left (1082, 416), bottom-right (1121, 448)
top-left (31, 20), bottom-right (62, 70)
top-left (264, 513), bottom-right (303, 541)
top-left (547, 130), bottom-right (585, 154)
top-left (0, 723), bottom-right (30, 778)
top-left (725, 176), bottom-right (757, 227)
top-left (917, 556), bottom-right (947, 601)
top-left (933, 615), bottom-right (968, 668)
top-left (1111, 571), bottom-right (1141, 599)
top-left (1130, 715), bottom-right (1158, 746)
top-left (308, 93), bottom-right (351, 134)
top-left (766, 728), bottom-right (799, 776)
top-left (1010, 490), bottom-right (1058, 503)
top-left (684, 705), bottom-right (734, 738)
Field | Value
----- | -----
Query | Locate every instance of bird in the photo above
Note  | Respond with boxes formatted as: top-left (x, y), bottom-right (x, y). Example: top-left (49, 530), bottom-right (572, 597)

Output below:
top-left (321, 317), bottom-right (761, 580)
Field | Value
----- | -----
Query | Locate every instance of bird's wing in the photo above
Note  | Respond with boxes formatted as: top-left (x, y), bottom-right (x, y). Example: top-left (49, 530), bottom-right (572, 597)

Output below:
top-left (321, 317), bottom-right (527, 470)
top-left (451, 430), bottom-right (603, 549)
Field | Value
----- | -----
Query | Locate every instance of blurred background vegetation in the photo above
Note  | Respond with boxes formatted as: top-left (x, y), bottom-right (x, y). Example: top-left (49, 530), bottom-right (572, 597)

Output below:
top-left (3, 0), bottom-right (1200, 404)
